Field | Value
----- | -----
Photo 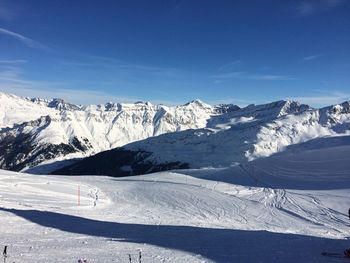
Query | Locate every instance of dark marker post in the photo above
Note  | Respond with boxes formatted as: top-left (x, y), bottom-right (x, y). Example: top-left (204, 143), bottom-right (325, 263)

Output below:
top-left (3, 246), bottom-right (7, 263)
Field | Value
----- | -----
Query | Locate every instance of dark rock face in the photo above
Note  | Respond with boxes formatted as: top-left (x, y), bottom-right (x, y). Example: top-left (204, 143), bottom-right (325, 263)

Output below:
top-left (0, 132), bottom-right (78, 171)
top-left (70, 137), bottom-right (92, 152)
top-left (52, 148), bottom-right (189, 177)
top-left (0, 116), bottom-right (92, 171)
top-left (214, 104), bottom-right (241, 114)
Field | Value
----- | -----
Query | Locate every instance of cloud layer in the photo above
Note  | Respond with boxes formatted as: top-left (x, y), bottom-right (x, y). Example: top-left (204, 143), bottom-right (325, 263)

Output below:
top-left (295, 0), bottom-right (344, 16)
top-left (0, 27), bottom-right (48, 50)
top-left (211, 71), bottom-right (294, 81)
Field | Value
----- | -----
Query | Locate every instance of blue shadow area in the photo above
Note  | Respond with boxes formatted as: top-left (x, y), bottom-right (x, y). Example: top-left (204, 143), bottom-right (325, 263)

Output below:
top-left (1, 207), bottom-right (348, 262)
top-left (177, 136), bottom-right (350, 190)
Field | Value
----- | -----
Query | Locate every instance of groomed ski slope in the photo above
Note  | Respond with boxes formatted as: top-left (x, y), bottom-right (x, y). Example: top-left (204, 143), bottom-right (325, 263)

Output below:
top-left (1, 137), bottom-right (350, 262)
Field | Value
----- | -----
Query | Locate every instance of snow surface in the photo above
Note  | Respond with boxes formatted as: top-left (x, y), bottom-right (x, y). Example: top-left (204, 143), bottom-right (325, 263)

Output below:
top-left (1, 137), bottom-right (350, 262)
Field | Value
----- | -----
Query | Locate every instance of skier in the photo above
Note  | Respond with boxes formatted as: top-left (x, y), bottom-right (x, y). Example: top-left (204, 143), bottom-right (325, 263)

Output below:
top-left (348, 208), bottom-right (350, 220)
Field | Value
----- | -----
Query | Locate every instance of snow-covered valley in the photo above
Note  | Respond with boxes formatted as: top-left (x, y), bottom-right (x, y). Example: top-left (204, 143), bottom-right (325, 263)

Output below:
top-left (1, 135), bottom-right (350, 262)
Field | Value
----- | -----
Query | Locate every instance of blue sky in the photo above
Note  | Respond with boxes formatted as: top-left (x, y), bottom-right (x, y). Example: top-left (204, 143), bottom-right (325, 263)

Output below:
top-left (0, 0), bottom-right (349, 106)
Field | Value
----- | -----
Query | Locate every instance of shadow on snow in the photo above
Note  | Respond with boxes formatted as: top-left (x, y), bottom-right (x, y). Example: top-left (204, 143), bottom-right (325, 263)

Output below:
top-left (1, 207), bottom-right (349, 262)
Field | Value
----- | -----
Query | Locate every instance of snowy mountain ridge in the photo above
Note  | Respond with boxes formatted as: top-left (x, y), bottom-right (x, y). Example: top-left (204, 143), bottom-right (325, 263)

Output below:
top-left (126, 100), bottom-right (350, 165)
top-left (1, 91), bottom-right (350, 174)
top-left (55, 98), bottom-right (350, 176)
top-left (0, 92), bottom-right (235, 171)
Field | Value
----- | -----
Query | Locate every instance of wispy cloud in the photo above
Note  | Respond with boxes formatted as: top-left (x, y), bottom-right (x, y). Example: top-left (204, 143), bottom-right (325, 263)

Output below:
top-left (211, 71), bottom-right (245, 79)
top-left (289, 91), bottom-right (350, 106)
top-left (0, 64), bottom-right (137, 104)
top-left (295, 0), bottom-right (344, 16)
top-left (296, 2), bottom-right (315, 16)
top-left (217, 60), bottom-right (241, 72)
top-left (0, 83), bottom-right (189, 106)
top-left (58, 53), bottom-right (183, 79)
top-left (0, 59), bottom-right (27, 64)
top-left (0, 27), bottom-right (48, 50)
top-left (0, 86), bottom-right (141, 105)
top-left (209, 91), bottom-right (350, 108)
top-left (0, 64), bottom-right (186, 105)
top-left (211, 71), bottom-right (294, 81)
top-left (301, 53), bottom-right (324, 62)
top-left (252, 74), bottom-right (294, 80)
top-left (0, 46), bottom-right (198, 105)
top-left (0, 66), bottom-right (58, 89)
top-left (207, 97), bottom-right (252, 107)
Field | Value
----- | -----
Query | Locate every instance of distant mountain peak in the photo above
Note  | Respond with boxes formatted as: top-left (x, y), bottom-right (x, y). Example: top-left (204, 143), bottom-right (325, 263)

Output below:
top-left (233, 100), bottom-right (310, 121)
top-left (134, 101), bottom-right (153, 106)
top-left (277, 100), bottom-right (310, 117)
top-left (183, 99), bottom-right (211, 108)
top-left (322, 101), bottom-right (350, 115)
top-left (47, 98), bottom-right (81, 111)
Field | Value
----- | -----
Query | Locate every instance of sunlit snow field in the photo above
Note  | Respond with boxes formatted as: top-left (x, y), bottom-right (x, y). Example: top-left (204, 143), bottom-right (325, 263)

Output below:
top-left (1, 136), bottom-right (350, 262)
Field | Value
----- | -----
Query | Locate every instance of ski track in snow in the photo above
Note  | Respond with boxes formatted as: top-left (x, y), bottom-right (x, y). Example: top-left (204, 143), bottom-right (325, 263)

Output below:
top-left (1, 123), bottom-right (350, 262)
top-left (1, 159), bottom-right (350, 263)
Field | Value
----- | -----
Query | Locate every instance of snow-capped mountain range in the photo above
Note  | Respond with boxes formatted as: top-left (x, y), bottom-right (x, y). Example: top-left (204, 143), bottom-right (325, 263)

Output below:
top-left (55, 99), bottom-right (350, 176)
top-left (1, 91), bottom-right (350, 175)
top-left (0, 92), bottom-right (236, 171)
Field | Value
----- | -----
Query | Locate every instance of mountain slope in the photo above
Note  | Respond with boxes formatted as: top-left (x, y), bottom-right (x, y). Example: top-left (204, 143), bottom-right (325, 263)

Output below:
top-left (54, 100), bottom-right (350, 176)
top-left (1, 138), bottom-right (350, 262)
top-left (0, 92), bottom-right (235, 171)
